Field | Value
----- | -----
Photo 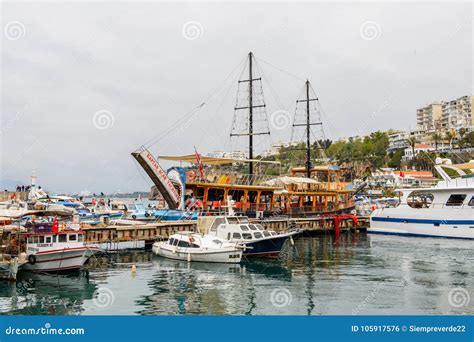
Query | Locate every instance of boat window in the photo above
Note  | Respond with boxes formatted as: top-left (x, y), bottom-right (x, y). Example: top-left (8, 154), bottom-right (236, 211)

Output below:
top-left (173, 239), bottom-right (179, 246)
top-left (45, 236), bottom-right (52, 243)
top-left (78, 234), bottom-right (84, 242)
top-left (446, 194), bottom-right (467, 207)
top-left (232, 232), bottom-right (242, 239)
top-left (469, 196), bottom-right (474, 207)
top-left (242, 233), bottom-right (252, 240)
top-left (169, 238), bottom-right (175, 245)
top-left (271, 232), bottom-right (278, 236)
top-left (38, 236), bottom-right (44, 243)
top-left (212, 239), bottom-right (223, 245)
top-left (227, 217), bottom-right (239, 224)
top-left (263, 231), bottom-right (271, 237)
top-left (248, 224), bottom-right (257, 231)
top-left (178, 240), bottom-right (190, 247)
top-left (407, 191), bottom-right (434, 208)
top-left (253, 232), bottom-right (263, 239)
top-left (210, 217), bottom-right (225, 232)
top-left (68, 234), bottom-right (77, 242)
top-left (240, 225), bottom-right (249, 231)
top-left (256, 225), bottom-right (264, 231)
top-left (238, 217), bottom-right (249, 224)
top-left (52, 235), bottom-right (57, 242)
top-left (59, 234), bottom-right (67, 242)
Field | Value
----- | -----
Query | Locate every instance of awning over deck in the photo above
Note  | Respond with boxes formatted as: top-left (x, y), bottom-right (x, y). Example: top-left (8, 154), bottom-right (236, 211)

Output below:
top-left (159, 155), bottom-right (281, 165)
top-left (263, 176), bottom-right (321, 187)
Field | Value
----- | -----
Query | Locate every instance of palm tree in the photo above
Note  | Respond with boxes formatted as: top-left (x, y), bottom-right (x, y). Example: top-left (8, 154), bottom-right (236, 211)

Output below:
top-left (431, 133), bottom-right (442, 152)
top-left (406, 137), bottom-right (418, 160)
top-left (445, 130), bottom-right (456, 150)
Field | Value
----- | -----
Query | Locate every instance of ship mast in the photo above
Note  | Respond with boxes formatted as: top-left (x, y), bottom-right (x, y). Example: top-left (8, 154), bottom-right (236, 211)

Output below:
top-left (230, 52), bottom-right (270, 178)
top-left (293, 79), bottom-right (321, 178)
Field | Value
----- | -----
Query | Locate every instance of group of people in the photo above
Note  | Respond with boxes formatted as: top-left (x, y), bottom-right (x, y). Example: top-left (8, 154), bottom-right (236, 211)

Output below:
top-left (15, 185), bottom-right (31, 192)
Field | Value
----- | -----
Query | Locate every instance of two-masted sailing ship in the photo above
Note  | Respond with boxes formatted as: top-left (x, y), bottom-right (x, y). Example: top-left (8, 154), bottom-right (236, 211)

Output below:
top-left (132, 52), bottom-right (355, 217)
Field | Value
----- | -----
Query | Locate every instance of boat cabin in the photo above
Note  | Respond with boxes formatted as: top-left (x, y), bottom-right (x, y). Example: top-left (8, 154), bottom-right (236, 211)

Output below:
top-left (202, 216), bottom-right (279, 241)
top-left (25, 230), bottom-right (86, 254)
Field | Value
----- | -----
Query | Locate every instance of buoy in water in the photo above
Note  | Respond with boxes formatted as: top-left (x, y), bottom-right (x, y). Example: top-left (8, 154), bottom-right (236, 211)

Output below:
top-left (131, 264), bottom-right (137, 273)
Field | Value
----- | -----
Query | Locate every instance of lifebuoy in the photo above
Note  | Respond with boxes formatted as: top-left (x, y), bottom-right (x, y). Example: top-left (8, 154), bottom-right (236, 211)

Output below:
top-left (131, 215), bottom-right (137, 219)
top-left (186, 170), bottom-right (196, 182)
top-left (28, 254), bottom-right (36, 265)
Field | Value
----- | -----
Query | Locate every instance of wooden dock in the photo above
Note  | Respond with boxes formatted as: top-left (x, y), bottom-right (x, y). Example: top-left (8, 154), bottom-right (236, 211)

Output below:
top-left (83, 215), bottom-right (368, 247)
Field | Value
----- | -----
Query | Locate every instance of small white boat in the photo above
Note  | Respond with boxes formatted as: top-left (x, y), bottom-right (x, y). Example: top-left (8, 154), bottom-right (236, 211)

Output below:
top-left (22, 230), bottom-right (102, 272)
top-left (152, 232), bottom-right (243, 263)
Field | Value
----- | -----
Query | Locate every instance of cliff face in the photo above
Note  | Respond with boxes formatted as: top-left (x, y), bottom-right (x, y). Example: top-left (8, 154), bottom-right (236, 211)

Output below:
top-left (339, 161), bottom-right (374, 179)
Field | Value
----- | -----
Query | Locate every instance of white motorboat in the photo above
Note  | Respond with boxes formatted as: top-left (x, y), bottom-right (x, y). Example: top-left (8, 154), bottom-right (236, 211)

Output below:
top-left (22, 229), bottom-right (102, 272)
top-left (370, 163), bottom-right (474, 240)
top-left (152, 232), bottom-right (243, 263)
top-left (199, 215), bottom-right (300, 257)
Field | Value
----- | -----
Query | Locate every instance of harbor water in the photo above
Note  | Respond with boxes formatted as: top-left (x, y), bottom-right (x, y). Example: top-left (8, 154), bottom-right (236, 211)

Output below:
top-left (0, 233), bottom-right (472, 315)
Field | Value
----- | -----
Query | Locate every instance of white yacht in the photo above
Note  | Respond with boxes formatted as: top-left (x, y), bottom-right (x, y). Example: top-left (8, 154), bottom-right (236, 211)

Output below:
top-left (152, 232), bottom-right (243, 263)
top-left (370, 162), bottom-right (474, 240)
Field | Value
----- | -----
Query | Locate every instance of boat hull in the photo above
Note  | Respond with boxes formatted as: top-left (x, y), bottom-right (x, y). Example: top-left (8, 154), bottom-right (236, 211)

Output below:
top-left (152, 243), bottom-right (242, 263)
top-left (369, 207), bottom-right (474, 240)
top-left (243, 235), bottom-right (292, 257)
top-left (22, 247), bottom-right (101, 272)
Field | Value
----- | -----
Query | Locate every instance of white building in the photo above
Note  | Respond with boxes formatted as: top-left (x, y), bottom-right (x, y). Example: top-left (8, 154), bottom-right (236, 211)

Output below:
top-left (388, 131), bottom-right (410, 151)
top-left (403, 144), bottom-right (434, 160)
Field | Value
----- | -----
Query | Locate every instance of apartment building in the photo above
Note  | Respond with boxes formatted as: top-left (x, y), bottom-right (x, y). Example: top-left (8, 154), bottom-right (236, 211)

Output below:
top-left (417, 95), bottom-right (474, 131)
top-left (416, 103), bottom-right (443, 130)
top-left (441, 95), bottom-right (474, 130)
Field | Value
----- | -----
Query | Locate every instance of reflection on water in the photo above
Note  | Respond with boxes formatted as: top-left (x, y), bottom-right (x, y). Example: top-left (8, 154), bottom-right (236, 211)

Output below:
top-left (0, 234), bottom-right (472, 315)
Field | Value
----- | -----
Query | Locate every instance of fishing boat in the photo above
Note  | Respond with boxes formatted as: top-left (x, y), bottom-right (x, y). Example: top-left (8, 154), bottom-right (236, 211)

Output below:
top-left (22, 228), bottom-right (102, 272)
top-left (152, 232), bottom-right (243, 263)
top-left (17, 210), bottom-right (102, 272)
top-left (369, 162), bottom-right (474, 240)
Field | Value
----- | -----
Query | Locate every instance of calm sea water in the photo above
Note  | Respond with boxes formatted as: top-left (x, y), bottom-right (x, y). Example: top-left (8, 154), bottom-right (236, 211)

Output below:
top-left (1, 234), bottom-right (472, 315)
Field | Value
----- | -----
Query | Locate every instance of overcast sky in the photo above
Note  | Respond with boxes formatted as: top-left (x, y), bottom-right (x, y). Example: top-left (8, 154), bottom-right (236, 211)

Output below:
top-left (1, 1), bottom-right (472, 194)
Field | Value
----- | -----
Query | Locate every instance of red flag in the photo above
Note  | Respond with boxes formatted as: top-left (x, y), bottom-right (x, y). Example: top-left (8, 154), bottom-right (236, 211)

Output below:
top-left (399, 171), bottom-right (405, 178)
top-left (52, 216), bottom-right (58, 234)
top-left (194, 146), bottom-right (204, 179)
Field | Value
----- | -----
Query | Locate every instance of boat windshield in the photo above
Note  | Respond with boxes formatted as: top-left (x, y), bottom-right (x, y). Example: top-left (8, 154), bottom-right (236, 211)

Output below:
top-left (227, 217), bottom-right (239, 224)
top-left (238, 217), bottom-right (249, 223)
top-left (248, 224), bottom-right (258, 231)
top-left (256, 225), bottom-right (264, 231)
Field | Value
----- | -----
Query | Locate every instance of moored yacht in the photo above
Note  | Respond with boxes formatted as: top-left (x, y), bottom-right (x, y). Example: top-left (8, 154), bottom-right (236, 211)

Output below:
top-left (199, 214), bottom-right (300, 257)
top-left (370, 163), bottom-right (474, 240)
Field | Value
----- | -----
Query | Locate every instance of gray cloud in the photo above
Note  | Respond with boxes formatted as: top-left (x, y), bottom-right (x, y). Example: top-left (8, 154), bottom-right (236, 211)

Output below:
top-left (1, 1), bottom-right (472, 193)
